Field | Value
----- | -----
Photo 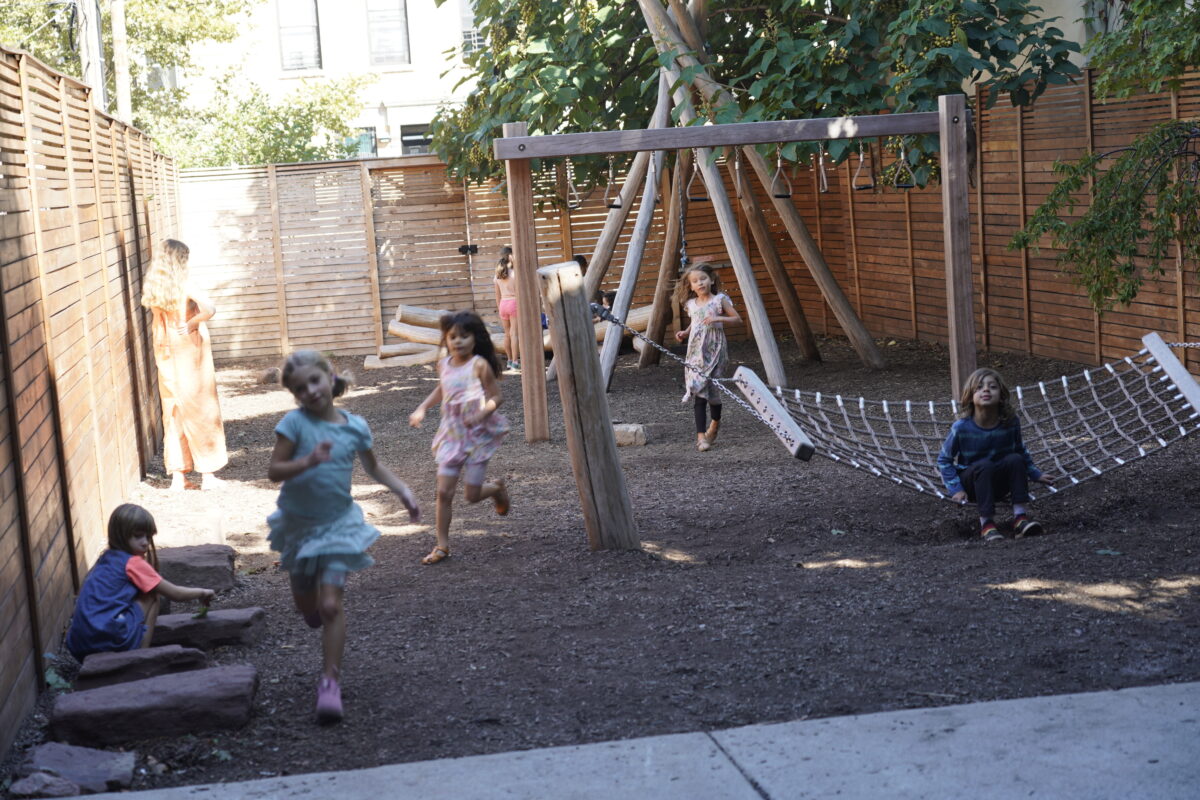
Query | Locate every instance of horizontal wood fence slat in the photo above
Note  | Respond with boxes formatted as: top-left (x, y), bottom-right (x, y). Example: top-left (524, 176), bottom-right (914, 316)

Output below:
top-left (0, 44), bottom-right (173, 757)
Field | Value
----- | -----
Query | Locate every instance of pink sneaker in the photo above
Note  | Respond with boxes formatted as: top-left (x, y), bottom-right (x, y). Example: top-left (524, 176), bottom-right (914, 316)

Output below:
top-left (315, 676), bottom-right (343, 724)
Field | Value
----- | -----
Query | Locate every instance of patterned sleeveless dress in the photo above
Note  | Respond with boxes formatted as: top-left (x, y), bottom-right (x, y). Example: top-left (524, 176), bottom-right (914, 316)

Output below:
top-left (682, 293), bottom-right (731, 404)
top-left (432, 355), bottom-right (510, 469)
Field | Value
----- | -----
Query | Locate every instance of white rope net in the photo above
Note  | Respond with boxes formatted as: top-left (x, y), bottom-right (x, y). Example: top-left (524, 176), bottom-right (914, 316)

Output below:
top-left (771, 344), bottom-right (1200, 503)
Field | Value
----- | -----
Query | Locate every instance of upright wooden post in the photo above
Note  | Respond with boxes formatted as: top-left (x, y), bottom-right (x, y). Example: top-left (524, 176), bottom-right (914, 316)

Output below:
top-left (938, 94), bottom-right (977, 396)
top-left (359, 164), bottom-right (385, 353)
top-left (538, 262), bottom-right (638, 550)
top-left (502, 121), bottom-right (550, 442)
top-left (266, 165), bottom-right (290, 355)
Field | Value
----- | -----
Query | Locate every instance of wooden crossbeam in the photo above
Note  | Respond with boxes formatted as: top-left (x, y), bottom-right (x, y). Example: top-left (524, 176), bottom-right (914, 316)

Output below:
top-left (494, 112), bottom-right (942, 160)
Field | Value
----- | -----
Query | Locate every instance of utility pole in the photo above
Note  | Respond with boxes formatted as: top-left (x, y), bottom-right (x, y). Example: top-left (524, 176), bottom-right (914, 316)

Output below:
top-left (111, 0), bottom-right (132, 121)
top-left (77, 0), bottom-right (108, 110)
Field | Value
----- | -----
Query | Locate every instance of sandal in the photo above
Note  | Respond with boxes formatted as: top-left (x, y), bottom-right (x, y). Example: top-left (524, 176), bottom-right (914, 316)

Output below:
top-left (420, 545), bottom-right (450, 565)
top-left (493, 480), bottom-right (510, 516)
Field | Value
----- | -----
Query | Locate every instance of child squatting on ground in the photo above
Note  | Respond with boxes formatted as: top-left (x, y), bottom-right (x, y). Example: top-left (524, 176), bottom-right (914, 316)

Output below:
top-left (268, 350), bottom-right (420, 724)
top-left (409, 311), bottom-right (510, 566)
top-left (494, 246), bottom-right (519, 371)
top-left (673, 260), bottom-right (741, 452)
top-left (66, 504), bottom-right (216, 661)
top-left (937, 367), bottom-right (1056, 541)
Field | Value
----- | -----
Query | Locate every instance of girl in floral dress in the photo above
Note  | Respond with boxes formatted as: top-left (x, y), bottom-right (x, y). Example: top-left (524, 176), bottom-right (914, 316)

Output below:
top-left (673, 262), bottom-right (742, 451)
top-left (409, 311), bottom-right (510, 564)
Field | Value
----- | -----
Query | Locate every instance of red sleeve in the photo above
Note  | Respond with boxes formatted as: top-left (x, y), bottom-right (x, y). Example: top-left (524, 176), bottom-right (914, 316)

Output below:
top-left (126, 557), bottom-right (162, 594)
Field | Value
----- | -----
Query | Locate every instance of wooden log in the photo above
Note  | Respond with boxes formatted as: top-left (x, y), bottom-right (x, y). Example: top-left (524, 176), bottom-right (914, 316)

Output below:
top-left (364, 348), bottom-right (441, 370)
top-left (394, 303), bottom-right (450, 328)
top-left (387, 320), bottom-right (443, 346)
top-left (380, 341), bottom-right (437, 357)
top-left (640, 148), bottom-right (690, 367)
top-left (600, 73), bottom-right (671, 389)
top-left (636, 0), bottom-right (886, 372)
top-left (640, 1), bottom-right (787, 387)
top-left (538, 261), bottom-right (639, 550)
top-left (938, 93), bottom-right (977, 396)
top-left (503, 121), bottom-right (550, 442)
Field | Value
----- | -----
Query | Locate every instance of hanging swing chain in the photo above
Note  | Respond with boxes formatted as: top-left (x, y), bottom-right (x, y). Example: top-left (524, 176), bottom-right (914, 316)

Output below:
top-left (678, 162), bottom-right (690, 268)
top-left (590, 304), bottom-right (772, 427)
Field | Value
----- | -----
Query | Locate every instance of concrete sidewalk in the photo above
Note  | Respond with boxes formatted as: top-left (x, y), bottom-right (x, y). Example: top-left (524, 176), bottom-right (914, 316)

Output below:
top-left (92, 681), bottom-right (1199, 799)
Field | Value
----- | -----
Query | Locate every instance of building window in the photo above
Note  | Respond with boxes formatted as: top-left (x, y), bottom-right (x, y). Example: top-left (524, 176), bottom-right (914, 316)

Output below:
top-left (460, 0), bottom-right (481, 55)
top-left (279, 0), bottom-right (322, 70)
top-left (367, 0), bottom-right (411, 66)
top-left (400, 124), bottom-right (431, 154)
top-left (352, 127), bottom-right (378, 157)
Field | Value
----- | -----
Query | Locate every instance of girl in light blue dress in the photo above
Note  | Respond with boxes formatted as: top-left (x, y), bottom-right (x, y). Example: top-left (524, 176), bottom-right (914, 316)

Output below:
top-left (268, 350), bottom-right (420, 724)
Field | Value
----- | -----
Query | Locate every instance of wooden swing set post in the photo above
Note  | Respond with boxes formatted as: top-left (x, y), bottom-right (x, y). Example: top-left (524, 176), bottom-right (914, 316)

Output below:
top-left (599, 75), bottom-right (672, 389)
top-left (639, 147), bottom-right (691, 367)
top-left (538, 261), bottom-right (639, 550)
top-left (939, 93), bottom-right (978, 396)
top-left (501, 121), bottom-right (550, 442)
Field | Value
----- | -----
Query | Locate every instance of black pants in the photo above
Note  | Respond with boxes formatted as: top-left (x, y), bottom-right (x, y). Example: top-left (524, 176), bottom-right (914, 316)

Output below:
top-left (694, 397), bottom-right (722, 433)
top-left (961, 452), bottom-right (1030, 518)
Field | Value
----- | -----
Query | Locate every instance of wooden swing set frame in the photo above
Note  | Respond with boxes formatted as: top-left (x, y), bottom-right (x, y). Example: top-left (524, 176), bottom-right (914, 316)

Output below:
top-left (493, 1), bottom-right (976, 550)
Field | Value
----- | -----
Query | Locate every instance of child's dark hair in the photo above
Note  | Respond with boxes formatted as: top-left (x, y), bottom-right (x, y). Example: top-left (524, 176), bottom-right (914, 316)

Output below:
top-left (496, 246), bottom-right (513, 280)
top-left (672, 263), bottom-right (723, 306)
top-left (958, 367), bottom-right (1016, 422)
top-left (280, 350), bottom-right (351, 398)
top-left (108, 503), bottom-right (159, 569)
top-left (440, 311), bottom-right (502, 377)
top-left (573, 254), bottom-right (588, 270)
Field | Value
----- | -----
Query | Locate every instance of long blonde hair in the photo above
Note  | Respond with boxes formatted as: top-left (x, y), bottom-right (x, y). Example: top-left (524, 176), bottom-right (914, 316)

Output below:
top-left (957, 367), bottom-right (1016, 422)
top-left (672, 263), bottom-right (723, 307)
top-left (141, 239), bottom-right (190, 314)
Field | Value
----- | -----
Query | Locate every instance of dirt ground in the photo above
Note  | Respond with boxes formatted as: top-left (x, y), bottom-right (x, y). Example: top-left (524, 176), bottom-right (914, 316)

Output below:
top-left (4, 335), bottom-right (1199, 793)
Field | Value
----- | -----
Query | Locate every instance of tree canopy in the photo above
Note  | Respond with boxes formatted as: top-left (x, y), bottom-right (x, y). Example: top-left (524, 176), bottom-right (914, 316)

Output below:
top-left (430, 0), bottom-right (1080, 187)
top-left (1013, 0), bottom-right (1200, 312)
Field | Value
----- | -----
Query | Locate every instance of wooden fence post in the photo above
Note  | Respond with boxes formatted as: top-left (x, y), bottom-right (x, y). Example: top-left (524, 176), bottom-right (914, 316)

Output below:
top-left (266, 165), bottom-right (290, 355)
top-left (502, 121), bottom-right (550, 442)
top-left (538, 261), bottom-right (639, 550)
top-left (939, 93), bottom-right (977, 396)
top-left (359, 164), bottom-right (384, 354)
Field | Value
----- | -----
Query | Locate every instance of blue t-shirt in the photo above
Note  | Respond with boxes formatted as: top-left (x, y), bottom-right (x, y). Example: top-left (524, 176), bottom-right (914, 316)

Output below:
top-left (937, 416), bottom-right (1043, 495)
top-left (66, 550), bottom-right (149, 660)
top-left (275, 408), bottom-right (373, 522)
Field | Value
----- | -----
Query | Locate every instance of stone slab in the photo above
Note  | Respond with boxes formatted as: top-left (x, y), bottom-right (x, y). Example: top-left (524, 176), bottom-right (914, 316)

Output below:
top-left (613, 423), bottom-right (647, 446)
top-left (75, 645), bottom-right (208, 691)
top-left (156, 544), bottom-right (236, 591)
top-left (9, 772), bottom-right (80, 798)
top-left (18, 742), bottom-right (135, 793)
top-left (150, 607), bottom-right (265, 650)
top-left (50, 664), bottom-right (258, 746)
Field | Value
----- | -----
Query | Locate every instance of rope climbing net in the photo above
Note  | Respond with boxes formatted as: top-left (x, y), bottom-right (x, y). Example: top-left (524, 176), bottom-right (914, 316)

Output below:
top-left (596, 306), bottom-right (1200, 504)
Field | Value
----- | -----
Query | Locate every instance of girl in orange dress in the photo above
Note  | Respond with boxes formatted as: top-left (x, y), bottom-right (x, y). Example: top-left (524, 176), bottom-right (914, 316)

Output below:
top-left (141, 239), bottom-right (228, 490)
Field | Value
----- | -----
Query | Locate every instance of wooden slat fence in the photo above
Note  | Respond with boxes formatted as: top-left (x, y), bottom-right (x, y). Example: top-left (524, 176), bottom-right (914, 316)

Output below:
top-left (0, 45), bottom-right (173, 757)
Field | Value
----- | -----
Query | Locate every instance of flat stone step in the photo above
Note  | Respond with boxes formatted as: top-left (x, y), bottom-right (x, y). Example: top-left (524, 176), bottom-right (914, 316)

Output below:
top-left (50, 664), bottom-right (258, 746)
top-left (17, 741), bottom-right (135, 793)
top-left (151, 607), bottom-right (266, 650)
top-left (75, 645), bottom-right (208, 691)
top-left (156, 544), bottom-right (236, 591)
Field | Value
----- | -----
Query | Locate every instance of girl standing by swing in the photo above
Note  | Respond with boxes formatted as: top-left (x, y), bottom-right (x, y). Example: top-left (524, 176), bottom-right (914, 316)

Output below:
top-left (674, 260), bottom-right (741, 451)
top-left (494, 246), bottom-right (519, 371)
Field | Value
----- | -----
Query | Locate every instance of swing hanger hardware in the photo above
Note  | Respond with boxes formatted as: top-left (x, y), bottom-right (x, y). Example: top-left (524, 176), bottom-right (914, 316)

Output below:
top-left (686, 148), bottom-right (709, 202)
top-left (770, 144), bottom-right (793, 199)
top-left (565, 159), bottom-right (582, 210)
top-left (893, 140), bottom-right (916, 190)
top-left (853, 141), bottom-right (875, 191)
top-left (816, 146), bottom-right (829, 194)
top-left (603, 155), bottom-right (622, 209)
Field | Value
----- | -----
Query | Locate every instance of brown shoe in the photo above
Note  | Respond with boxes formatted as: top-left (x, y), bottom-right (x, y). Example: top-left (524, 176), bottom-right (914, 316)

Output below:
top-left (705, 419), bottom-right (720, 443)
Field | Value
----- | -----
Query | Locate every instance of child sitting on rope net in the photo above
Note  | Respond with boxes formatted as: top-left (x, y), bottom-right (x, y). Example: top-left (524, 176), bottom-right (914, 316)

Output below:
top-left (673, 260), bottom-right (742, 452)
top-left (937, 368), bottom-right (1057, 542)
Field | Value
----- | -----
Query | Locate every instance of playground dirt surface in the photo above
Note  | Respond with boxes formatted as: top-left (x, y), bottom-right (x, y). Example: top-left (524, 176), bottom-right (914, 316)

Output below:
top-left (4, 335), bottom-right (1200, 793)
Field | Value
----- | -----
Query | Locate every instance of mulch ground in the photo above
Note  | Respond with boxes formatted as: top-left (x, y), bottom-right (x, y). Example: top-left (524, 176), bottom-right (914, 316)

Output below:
top-left (3, 335), bottom-right (1199, 793)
